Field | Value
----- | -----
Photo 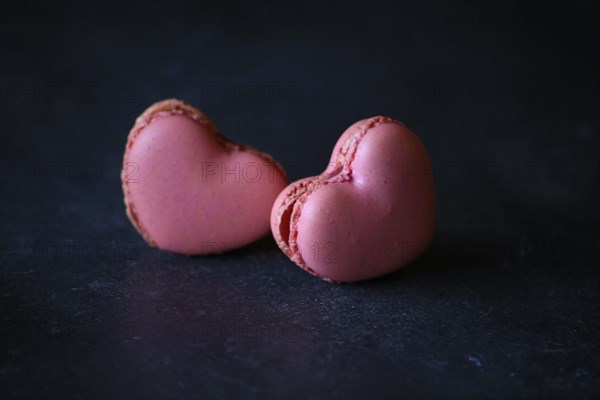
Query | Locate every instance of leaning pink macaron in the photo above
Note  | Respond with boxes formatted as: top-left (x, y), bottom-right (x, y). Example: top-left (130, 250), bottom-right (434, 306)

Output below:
top-left (122, 99), bottom-right (288, 255)
top-left (271, 117), bottom-right (435, 283)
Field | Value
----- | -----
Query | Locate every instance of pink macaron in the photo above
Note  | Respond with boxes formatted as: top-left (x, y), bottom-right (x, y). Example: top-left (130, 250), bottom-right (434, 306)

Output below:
top-left (270, 117), bottom-right (435, 282)
top-left (122, 99), bottom-right (288, 255)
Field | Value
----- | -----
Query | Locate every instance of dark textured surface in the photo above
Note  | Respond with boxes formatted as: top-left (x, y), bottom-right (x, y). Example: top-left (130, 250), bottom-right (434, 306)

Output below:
top-left (1, 1), bottom-right (599, 398)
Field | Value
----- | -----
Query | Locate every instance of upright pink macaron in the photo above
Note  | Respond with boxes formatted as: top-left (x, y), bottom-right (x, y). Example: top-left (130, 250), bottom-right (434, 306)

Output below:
top-left (271, 117), bottom-right (435, 282)
top-left (122, 99), bottom-right (288, 255)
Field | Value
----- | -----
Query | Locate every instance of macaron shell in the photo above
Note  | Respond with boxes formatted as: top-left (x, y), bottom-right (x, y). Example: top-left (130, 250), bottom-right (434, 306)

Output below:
top-left (123, 99), bottom-right (288, 255)
top-left (271, 117), bottom-right (434, 282)
top-left (294, 184), bottom-right (383, 280)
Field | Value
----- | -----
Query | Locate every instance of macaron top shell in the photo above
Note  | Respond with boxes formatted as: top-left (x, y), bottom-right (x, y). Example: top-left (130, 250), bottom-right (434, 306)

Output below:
top-left (123, 99), bottom-right (288, 255)
top-left (271, 117), bottom-right (435, 282)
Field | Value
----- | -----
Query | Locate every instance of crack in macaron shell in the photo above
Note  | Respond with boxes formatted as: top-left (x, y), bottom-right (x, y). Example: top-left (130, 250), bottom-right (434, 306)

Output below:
top-left (122, 99), bottom-right (288, 255)
top-left (271, 116), bottom-right (435, 282)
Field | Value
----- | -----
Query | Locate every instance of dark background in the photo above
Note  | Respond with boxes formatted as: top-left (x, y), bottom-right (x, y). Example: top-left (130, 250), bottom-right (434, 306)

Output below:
top-left (1, 0), bottom-right (599, 398)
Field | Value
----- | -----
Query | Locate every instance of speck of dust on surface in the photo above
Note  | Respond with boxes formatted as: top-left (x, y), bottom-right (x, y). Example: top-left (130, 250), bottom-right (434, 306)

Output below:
top-left (466, 355), bottom-right (482, 368)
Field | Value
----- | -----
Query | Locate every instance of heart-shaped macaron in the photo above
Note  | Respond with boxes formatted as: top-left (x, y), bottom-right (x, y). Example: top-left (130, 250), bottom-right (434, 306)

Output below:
top-left (271, 117), bottom-right (435, 282)
top-left (122, 99), bottom-right (288, 255)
